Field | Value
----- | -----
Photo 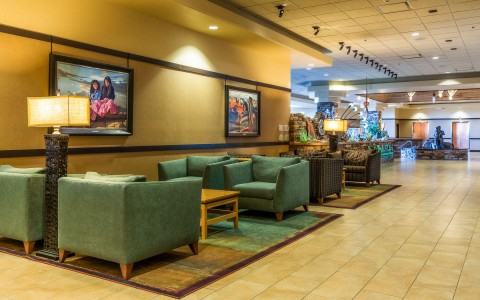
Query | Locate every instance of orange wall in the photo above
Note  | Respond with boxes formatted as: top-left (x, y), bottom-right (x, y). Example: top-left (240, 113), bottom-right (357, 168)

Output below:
top-left (0, 0), bottom-right (291, 180)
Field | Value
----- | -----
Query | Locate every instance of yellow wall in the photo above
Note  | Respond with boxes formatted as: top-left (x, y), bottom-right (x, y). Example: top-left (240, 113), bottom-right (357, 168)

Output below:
top-left (0, 0), bottom-right (291, 179)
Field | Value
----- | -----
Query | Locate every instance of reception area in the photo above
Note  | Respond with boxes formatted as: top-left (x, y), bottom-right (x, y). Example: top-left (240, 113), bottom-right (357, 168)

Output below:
top-left (1, 1), bottom-right (480, 299)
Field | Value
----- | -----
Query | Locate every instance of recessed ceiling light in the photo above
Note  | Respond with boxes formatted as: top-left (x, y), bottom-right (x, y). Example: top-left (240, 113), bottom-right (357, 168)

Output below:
top-left (208, 25), bottom-right (218, 30)
top-left (445, 71), bottom-right (451, 74)
top-left (411, 32), bottom-right (420, 36)
top-left (324, 73), bottom-right (329, 76)
top-left (432, 56), bottom-right (439, 60)
top-left (306, 67), bottom-right (312, 70)
top-left (308, 63), bottom-right (314, 67)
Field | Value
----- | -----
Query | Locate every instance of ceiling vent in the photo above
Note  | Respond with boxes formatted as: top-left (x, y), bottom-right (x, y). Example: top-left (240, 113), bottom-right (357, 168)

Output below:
top-left (377, 1), bottom-right (413, 14)
top-left (401, 54), bottom-right (422, 59)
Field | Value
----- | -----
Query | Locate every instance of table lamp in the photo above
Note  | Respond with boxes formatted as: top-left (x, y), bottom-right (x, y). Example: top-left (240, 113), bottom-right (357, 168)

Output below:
top-left (324, 119), bottom-right (348, 152)
top-left (27, 95), bottom-right (90, 260)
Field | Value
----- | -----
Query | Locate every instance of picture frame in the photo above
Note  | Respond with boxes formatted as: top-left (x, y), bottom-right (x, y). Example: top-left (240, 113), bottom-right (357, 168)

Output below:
top-left (225, 85), bottom-right (260, 137)
top-left (49, 54), bottom-right (134, 135)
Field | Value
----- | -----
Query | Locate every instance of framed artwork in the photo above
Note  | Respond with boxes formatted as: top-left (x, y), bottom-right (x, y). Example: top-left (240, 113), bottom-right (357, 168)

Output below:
top-left (49, 54), bottom-right (134, 135)
top-left (225, 85), bottom-right (260, 137)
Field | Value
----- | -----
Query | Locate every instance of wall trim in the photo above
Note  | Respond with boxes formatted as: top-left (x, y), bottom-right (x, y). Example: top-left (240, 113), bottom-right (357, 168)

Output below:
top-left (0, 142), bottom-right (289, 158)
top-left (383, 118), bottom-right (480, 121)
top-left (0, 24), bottom-right (291, 93)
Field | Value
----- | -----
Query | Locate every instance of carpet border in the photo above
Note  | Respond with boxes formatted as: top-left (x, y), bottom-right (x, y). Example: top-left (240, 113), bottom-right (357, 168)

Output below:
top-left (0, 212), bottom-right (342, 299)
top-left (321, 184), bottom-right (402, 209)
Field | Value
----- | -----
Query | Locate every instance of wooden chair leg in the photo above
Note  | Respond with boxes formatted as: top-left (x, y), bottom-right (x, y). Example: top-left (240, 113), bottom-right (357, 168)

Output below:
top-left (59, 249), bottom-right (68, 263)
top-left (377, 179), bottom-right (381, 184)
top-left (317, 197), bottom-right (324, 204)
top-left (23, 241), bottom-right (35, 255)
top-left (366, 182), bottom-right (370, 187)
top-left (188, 242), bottom-right (199, 255)
top-left (120, 263), bottom-right (133, 280)
top-left (336, 192), bottom-right (342, 199)
top-left (275, 212), bottom-right (283, 222)
top-left (303, 204), bottom-right (309, 212)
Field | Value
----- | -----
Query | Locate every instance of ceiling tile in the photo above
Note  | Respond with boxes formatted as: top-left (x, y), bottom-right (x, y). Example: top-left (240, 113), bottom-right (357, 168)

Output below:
top-left (305, 4), bottom-right (341, 15)
top-left (326, 18), bottom-right (359, 29)
top-left (291, 0), bottom-right (330, 8)
top-left (409, 0), bottom-right (448, 9)
top-left (415, 5), bottom-right (451, 16)
top-left (315, 11), bottom-right (351, 22)
top-left (453, 9), bottom-right (480, 19)
top-left (450, 1), bottom-right (480, 12)
top-left (289, 16), bottom-right (322, 26)
top-left (344, 7), bottom-right (380, 18)
top-left (334, 0), bottom-right (373, 10)
top-left (421, 13), bottom-right (454, 23)
top-left (362, 22), bottom-right (393, 31)
top-left (354, 15), bottom-right (388, 25)
top-left (382, 10), bottom-right (418, 21)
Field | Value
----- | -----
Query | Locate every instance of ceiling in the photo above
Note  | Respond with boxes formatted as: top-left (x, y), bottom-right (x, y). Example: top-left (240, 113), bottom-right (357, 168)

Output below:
top-left (358, 88), bottom-right (480, 103)
top-left (222, 0), bottom-right (480, 100)
top-left (106, 0), bottom-right (480, 105)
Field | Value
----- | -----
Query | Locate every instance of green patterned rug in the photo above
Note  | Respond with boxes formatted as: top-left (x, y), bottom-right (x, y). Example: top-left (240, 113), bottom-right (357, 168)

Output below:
top-left (314, 184), bottom-right (401, 209)
top-left (0, 210), bottom-right (341, 298)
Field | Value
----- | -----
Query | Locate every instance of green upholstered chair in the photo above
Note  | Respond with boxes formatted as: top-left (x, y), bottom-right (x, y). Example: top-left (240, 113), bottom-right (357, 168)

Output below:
top-left (57, 176), bottom-right (202, 280)
top-left (158, 155), bottom-right (237, 190)
top-left (223, 156), bottom-right (309, 221)
top-left (0, 165), bottom-right (46, 254)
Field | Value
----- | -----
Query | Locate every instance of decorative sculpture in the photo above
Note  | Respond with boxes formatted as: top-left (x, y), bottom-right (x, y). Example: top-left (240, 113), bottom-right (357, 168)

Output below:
top-left (434, 126), bottom-right (445, 149)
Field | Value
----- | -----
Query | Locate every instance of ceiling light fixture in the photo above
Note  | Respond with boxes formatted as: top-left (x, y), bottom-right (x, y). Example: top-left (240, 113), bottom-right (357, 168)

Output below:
top-left (411, 32), bottom-right (420, 36)
top-left (432, 56), bottom-right (439, 60)
top-left (346, 46), bottom-right (351, 54)
top-left (447, 89), bottom-right (457, 100)
top-left (407, 92), bottom-right (416, 102)
top-left (365, 57), bottom-right (369, 64)
top-left (339, 42), bottom-right (345, 50)
top-left (438, 90), bottom-right (444, 98)
top-left (324, 73), bottom-right (329, 76)
top-left (370, 60), bottom-right (374, 67)
top-left (359, 53), bottom-right (364, 61)
top-left (432, 92), bottom-right (436, 103)
top-left (353, 50), bottom-right (358, 58)
top-left (276, 4), bottom-right (286, 17)
top-left (208, 25), bottom-right (218, 30)
top-left (312, 26), bottom-right (320, 36)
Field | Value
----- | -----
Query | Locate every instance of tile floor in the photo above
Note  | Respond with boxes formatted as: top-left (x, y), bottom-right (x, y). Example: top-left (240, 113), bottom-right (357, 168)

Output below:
top-left (2, 154), bottom-right (480, 299)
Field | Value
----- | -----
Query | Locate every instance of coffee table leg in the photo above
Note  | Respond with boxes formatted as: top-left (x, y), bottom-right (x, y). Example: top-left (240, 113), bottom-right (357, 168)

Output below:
top-left (233, 198), bottom-right (239, 228)
top-left (201, 204), bottom-right (208, 240)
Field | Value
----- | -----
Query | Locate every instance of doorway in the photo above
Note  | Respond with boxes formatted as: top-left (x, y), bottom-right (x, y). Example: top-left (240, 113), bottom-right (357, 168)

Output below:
top-left (452, 121), bottom-right (470, 149)
top-left (412, 122), bottom-right (429, 140)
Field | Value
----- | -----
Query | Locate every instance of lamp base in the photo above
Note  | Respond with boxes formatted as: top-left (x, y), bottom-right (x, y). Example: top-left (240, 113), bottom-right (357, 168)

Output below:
top-left (38, 134), bottom-right (69, 260)
top-left (36, 249), bottom-right (59, 261)
top-left (329, 134), bottom-right (339, 152)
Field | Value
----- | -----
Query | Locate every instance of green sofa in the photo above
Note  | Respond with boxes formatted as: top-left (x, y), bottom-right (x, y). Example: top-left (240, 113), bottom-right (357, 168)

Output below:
top-left (0, 165), bottom-right (46, 254)
top-left (223, 156), bottom-right (309, 221)
top-left (57, 176), bottom-right (202, 280)
top-left (158, 155), bottom-right (237, 190)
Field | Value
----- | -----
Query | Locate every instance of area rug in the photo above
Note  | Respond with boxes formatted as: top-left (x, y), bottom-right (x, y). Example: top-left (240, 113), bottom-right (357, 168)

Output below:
top-left (0, 210), bottom-right (341, 298)
top-left (313, 184), bottom-right (401, 209)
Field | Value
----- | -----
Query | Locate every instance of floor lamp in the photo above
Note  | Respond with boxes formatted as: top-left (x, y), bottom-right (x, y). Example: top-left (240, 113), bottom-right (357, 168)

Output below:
top-left (324, 119), bottom-right (348, 152)
top-left (27, 95), bottom-right (90, 260)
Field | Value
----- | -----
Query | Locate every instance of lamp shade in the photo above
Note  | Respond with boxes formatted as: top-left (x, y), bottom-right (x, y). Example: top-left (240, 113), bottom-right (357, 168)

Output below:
top-left (324, 119), bottom-right (348, 133)
top-left (27, 96), bottom-right (90, 127)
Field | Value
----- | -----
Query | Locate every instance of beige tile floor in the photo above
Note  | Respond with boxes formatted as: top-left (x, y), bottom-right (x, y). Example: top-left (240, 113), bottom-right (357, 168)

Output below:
top-left (2, 154), bottom-right (480, 299)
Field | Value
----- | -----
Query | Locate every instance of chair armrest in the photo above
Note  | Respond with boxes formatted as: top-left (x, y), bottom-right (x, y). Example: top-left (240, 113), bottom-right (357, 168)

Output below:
top-left (273, 161), bottom-right (309, 212)
top-left (223, 161), bottom-right (253, 190)
top-left (203, 158), bottom-right (238, 189)
top-left (366, 152), bottom-right (381, 180)
top-left (158, 158), bottom-right (187, 181)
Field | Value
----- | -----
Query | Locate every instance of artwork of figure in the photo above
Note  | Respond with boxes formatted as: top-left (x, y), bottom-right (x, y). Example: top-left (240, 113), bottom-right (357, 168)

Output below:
top-left (434, 126), bottom-right (445, 149)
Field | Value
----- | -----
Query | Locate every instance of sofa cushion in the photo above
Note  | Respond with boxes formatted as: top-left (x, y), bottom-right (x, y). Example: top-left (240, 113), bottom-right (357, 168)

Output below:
top-left (252, 156), bottom-right (301, 183)
top-left (166, 176), bottom-right (202, 183)
top-left (295, 149), bottom-right (326, 159)
top-left (84, 172), bottom-right (147, 182)
top-left (233, 181), bottom-right (276, 200)
top-left (327, 151), bottom-right (342, 159)
top-left (187, 156), bottom-right (229, 177)
top-left (343, 150), bottom-right (372, 166)
top-left (0, 164), bottom-right (46, 174)
top-left (345, 165), bottom-right (366, 174)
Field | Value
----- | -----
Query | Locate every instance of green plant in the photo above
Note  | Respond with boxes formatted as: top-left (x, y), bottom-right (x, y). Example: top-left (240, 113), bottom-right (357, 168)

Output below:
top-left (299, 129), bottom-right (310, 143)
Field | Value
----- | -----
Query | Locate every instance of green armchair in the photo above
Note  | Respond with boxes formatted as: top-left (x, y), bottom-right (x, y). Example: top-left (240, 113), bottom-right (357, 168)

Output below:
top-left (158, 155), bottom-right (237, 190)
top-left (0, 165), bottom-right (46, 254)
top-left (57, 176), bottom-right (202, 280)
top-left (223, 156), bottom-right (309, 221)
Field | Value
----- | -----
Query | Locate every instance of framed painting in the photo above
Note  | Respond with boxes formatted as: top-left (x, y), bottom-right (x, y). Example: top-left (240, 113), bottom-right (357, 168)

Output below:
top-left (225, 86), bottom-right (260, 137)
top-left (49, 54), bottom-right (134, 135)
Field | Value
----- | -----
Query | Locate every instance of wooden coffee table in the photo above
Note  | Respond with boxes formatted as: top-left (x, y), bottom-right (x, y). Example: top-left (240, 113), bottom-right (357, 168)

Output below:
top-left (201, 189), bottom-right (240, 240)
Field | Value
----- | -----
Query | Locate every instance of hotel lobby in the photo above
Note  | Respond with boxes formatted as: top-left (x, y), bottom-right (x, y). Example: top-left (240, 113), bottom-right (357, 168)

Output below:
top-left (1, 0), bottom-right (480, 299)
